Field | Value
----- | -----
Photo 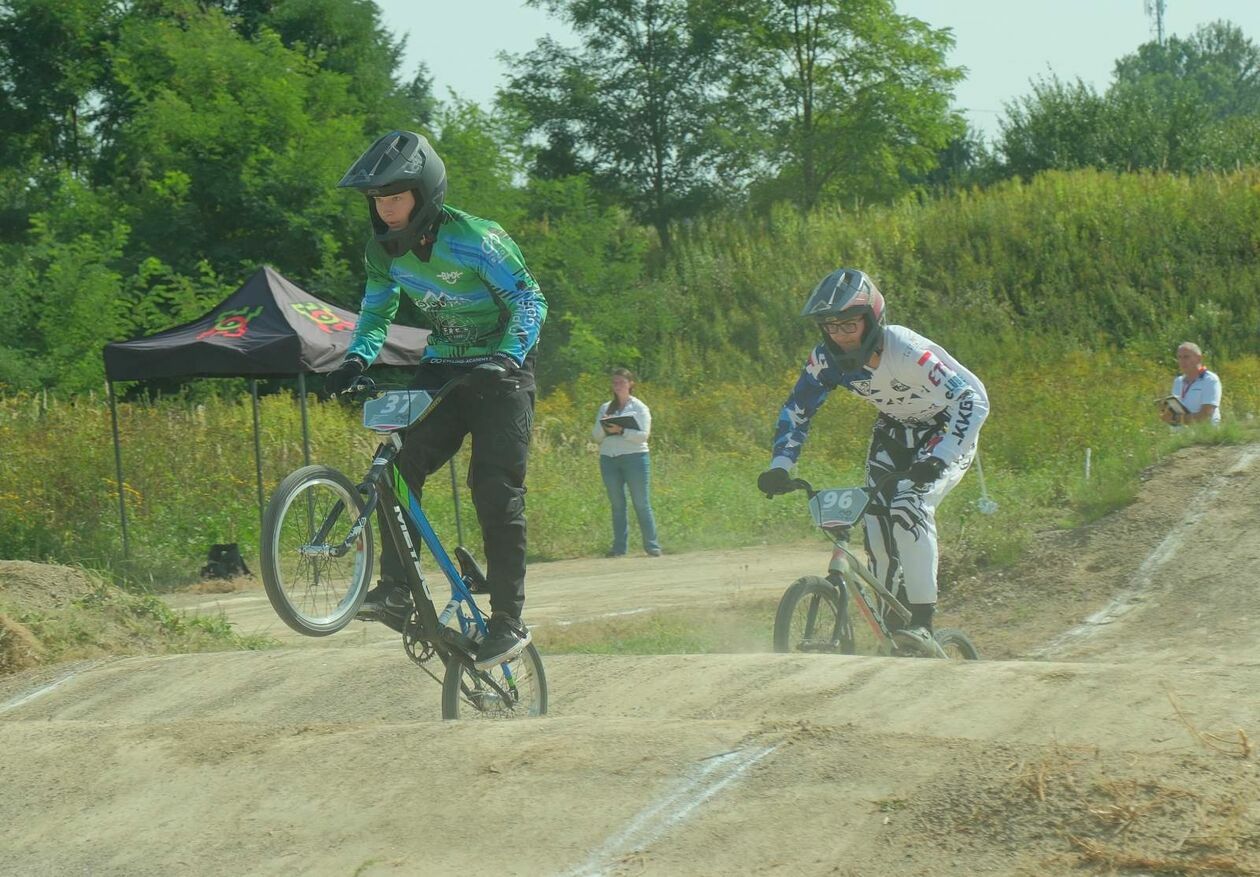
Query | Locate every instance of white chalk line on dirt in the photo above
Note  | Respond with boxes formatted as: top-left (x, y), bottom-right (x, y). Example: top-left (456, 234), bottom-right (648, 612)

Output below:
top-left (179, 594), bottom-right (264, 611)
top-left (1032, 447), bottom-right (1259, 657)
top-left (545, 607), bottom-right (653, 628)
top-left (564, 743), bottom-right (780, 877)
top-left (0, 658), bottom-right (116, 716)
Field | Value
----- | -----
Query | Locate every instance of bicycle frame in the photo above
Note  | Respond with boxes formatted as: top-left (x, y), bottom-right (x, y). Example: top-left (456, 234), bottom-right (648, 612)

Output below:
top-left (340, 431), bottom-right (480, 645)
top-left (801, 468), bottom-right (946, 658)
top-left (824, 531), bottom-right (911, 655)
top-left (260, 376), bottom-right (546, 717)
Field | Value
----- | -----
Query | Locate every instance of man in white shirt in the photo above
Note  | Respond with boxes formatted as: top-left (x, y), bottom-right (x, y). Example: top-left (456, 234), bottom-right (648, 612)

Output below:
top-left (1159, 342), bottom-right (1222, 426)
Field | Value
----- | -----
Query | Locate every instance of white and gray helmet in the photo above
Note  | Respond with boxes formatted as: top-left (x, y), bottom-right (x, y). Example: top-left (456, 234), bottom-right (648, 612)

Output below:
top-left (800, 268), bottom-right (887, 370)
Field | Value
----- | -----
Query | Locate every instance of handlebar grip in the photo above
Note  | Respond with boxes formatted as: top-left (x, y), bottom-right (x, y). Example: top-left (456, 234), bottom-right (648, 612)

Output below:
top-left (345, 376), bottom-right (378, 400)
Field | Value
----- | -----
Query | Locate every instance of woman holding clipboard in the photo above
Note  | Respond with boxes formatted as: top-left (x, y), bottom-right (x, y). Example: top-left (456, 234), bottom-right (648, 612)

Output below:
top-left (592, 368), bottom-right (663, 557)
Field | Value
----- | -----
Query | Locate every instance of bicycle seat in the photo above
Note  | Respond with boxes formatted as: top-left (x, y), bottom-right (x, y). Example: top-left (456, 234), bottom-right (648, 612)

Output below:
top-left (454, 545), bottom-right (490, 594)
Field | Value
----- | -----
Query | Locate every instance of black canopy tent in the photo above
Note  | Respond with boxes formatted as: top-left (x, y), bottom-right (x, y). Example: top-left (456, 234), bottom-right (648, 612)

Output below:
top-left (102, 265), bottom-right (435, 557)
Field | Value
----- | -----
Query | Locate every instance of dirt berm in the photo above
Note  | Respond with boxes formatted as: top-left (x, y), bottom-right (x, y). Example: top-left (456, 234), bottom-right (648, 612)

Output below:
top-left (2, 444), bottom-right (1258, 876)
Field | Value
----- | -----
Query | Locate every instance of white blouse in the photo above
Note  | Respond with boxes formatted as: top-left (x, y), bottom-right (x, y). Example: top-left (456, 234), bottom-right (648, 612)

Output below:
top-left (592, 395), bottom-right (652, 457)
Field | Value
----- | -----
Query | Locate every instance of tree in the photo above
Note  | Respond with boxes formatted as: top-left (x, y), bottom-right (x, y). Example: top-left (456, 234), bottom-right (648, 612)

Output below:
top-left (94, 6), bottom-right (367, 284)
top-left (0, 177), bottom-right (129, 392)
top-left (0, 0), bottom-right (452, 391)
top-left (718, 0), bottom-right (965, 210)
top-left (997, 77), bottom-right (1110, 179)
top-left (996, 21), bottom-right (1260, 176)
top-left (502, 0), bottom-right (727, 246)
top-left (0, 0), bottom-right (115, 179)
top-left (1108, 21), bottom-right (1260, 171)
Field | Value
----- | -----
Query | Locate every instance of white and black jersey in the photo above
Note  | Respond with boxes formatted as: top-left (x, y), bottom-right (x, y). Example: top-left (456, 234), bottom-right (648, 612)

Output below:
top-left (769, 325), bottom-right (990, 605)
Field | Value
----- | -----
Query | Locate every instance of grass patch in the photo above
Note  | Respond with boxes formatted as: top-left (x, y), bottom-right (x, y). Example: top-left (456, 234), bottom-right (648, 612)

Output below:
top-left (535, 597), bottom-right (780, 656)
top-left (0, 573), bottom-right (273, 677)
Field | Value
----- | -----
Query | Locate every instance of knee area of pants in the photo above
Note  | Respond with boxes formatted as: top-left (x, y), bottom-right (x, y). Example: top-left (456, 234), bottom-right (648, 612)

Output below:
top-left (471, 485), bottom-right (525, 521)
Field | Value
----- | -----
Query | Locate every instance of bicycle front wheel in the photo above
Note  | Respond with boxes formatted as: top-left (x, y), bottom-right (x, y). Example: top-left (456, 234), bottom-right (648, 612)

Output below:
top-left (260, 465), bottom-right (373, 636)
top-left (773, 575), bottom-right (854, 655)
top-left (933, 628), bottom-right (980, 660)
top-left (441, 643), bottom-right (548, 720)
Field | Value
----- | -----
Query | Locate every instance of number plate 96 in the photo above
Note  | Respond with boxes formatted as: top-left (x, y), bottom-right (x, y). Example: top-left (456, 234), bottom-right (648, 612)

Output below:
top-left (809, 488), bottom-right (870, 528)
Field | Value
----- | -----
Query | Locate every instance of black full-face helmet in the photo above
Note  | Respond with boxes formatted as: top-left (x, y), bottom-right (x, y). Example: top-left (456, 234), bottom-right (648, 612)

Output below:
top-left (337, 130), bottom-right (447, 257)
top-left (800, 267), bottom-right (886, 370)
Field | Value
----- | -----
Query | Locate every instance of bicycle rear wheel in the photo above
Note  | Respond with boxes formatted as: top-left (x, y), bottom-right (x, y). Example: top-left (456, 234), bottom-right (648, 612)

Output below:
top-left (441, 643), bottom-right (548, 720)
top-left (773, 575), bottom-right (855, 655)
top-left (933, 628), bottom-right (980, 660)
top-left (260, 465), bottom-right (373, 636)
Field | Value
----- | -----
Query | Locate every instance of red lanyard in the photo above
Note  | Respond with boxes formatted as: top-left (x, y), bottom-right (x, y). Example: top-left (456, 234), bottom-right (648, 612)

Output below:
top-left (1180, 367), bottom-right (1206, 400)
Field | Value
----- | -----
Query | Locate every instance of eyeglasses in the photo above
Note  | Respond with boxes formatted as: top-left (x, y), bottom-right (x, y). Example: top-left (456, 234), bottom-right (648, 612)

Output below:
top-left (818, 317), bottom-right (864, 335)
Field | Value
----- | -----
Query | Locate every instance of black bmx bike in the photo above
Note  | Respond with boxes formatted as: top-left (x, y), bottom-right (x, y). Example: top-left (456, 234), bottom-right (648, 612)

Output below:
top-left (772, 470), bottom-right (980, 660)
top-left (259, 377), bottom-right (548, 720)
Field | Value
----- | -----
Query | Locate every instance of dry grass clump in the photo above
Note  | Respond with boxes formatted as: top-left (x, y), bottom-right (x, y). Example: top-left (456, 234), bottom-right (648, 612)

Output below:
top-left (0, 612), bottom-right (44, 674)
top-left (1069, 835), bottom-right (1259, 875)
top-left (187, 574), bottom-right (259, 595)
top-left (1168, 687), bottom-right (1254, 760)
top-left (909, 738), bottom-right (1259, 876)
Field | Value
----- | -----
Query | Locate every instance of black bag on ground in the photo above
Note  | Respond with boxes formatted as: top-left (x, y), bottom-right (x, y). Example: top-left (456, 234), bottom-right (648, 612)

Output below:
top-left (201, 543), bottom-right (252, 579)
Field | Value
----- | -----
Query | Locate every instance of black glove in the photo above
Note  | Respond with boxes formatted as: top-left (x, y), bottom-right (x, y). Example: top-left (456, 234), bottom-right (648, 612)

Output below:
top-left (757, 467), bottom-right (794, 498)
top-left (467, 355), bottom-right (520, 394)
top-left (908, 456), bottom-right (946, 488)
top-left (321, 356), bottom-right (366, 400)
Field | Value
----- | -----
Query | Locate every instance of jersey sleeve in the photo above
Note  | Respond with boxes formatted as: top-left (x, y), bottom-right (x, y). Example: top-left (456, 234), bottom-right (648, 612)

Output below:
top-left (899, 342), bottom-right (989, 465)
top-left (478, 227), bottom-right (547, 365)
top-left (347, 244), bottom-right (401, 365)
top-left (770, 346), bottom-right (834, 469)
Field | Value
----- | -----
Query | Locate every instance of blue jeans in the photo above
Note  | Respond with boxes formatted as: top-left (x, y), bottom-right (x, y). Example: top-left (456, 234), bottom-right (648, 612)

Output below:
top-left (600, 453), bottom-right (661, 554)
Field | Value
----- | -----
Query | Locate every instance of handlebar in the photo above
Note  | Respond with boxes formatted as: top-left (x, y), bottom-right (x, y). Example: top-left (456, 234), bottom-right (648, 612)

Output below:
top-left (785, 468), bottom-right (913, 500)
top-left (339, 360), bottom-right (511, 404)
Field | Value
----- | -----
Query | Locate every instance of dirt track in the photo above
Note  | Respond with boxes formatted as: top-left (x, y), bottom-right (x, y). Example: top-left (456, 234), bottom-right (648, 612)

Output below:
top-left (2, 444), bottom-right (1258, 876)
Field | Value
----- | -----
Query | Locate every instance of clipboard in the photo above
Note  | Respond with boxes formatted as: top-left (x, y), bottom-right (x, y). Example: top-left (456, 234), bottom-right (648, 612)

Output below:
top-left (601, 414), bottom-right (641, 431)
top-left (1155, 395), bottom-right (1188, 416)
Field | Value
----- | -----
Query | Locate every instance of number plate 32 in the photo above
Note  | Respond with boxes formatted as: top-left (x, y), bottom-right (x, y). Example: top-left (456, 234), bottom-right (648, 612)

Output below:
top-left (362, 390), bottom-right (435, 432)
top-left (809, 488), bottom-right (870, 528)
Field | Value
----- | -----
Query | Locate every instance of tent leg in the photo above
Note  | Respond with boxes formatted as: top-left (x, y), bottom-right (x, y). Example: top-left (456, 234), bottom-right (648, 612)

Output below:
top-left (298, 372), bottom-right (311, 467)
top-left (107, 381), bottom-right (130, 560)
top-left (448, 457), bottom-right (465, 547)
top-left (251, 379), bottom-right (264, 530)
top-left (296, 373), bottom-right (317, 562)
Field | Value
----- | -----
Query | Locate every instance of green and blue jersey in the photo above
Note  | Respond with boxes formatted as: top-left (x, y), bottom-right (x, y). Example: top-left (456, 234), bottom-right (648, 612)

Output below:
top-left (348, 206), bottom-right (546, 366)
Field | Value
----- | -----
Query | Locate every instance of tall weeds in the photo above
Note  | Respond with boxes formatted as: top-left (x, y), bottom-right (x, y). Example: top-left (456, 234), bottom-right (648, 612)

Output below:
top-left (2, 351), bottom-right (1255, 583)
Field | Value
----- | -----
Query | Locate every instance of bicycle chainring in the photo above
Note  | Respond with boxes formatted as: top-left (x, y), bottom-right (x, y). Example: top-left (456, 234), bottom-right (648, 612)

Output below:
top-left (402, 610), bottom-right (437, 665)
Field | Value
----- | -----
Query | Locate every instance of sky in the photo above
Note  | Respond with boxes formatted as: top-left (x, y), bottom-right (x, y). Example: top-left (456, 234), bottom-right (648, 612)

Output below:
top-left (375, 0), bottom-right (1260, 141)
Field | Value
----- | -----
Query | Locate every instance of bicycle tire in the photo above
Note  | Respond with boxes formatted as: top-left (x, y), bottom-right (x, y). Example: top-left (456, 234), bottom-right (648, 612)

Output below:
top-left (773, 575), bottom-right (855, 655)
top-left (441, 642), bottom-right (548, 720)
top-left (932, 628), bottom-right (980, 660)
top-left (260, 465), bottom-right (373, 636)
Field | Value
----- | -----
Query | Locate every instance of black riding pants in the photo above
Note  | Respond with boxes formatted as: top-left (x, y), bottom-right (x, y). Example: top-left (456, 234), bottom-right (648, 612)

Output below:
top-left (378, 368), bottom-right (534, 620)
